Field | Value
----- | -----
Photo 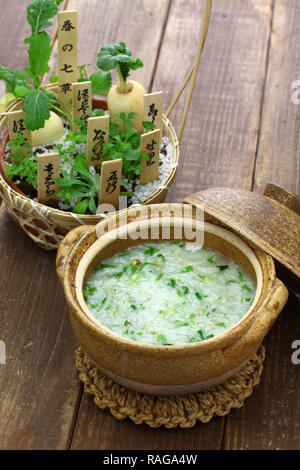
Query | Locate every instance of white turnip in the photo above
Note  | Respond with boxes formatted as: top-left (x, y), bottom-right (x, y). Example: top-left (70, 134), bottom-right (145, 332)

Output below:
top-left (31, 111), bottom-right (64, 147)
top-left (107, 80), bottom-right (146, 133)
top-left (97, 42), bottom-right (145, 133)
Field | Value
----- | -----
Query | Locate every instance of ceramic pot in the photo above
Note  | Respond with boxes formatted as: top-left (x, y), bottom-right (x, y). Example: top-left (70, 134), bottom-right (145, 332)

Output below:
top-left (56, 202), bottom-right (288, 395)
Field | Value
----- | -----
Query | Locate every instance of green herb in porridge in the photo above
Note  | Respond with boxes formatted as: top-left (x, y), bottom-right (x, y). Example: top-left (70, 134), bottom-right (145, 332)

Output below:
top-left (84, 242), bottom-right (256, 346)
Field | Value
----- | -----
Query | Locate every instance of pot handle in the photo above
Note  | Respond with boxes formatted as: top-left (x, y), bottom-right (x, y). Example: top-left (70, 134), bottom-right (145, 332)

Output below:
top-left (56, 225), bottom-right (93, 284)
top-left (222, 278), bottom-right (288, 359)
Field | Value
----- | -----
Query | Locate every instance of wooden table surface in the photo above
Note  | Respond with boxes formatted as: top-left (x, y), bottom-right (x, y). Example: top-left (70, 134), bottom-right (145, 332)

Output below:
top-left (0, 0), bottom-right (299, 450)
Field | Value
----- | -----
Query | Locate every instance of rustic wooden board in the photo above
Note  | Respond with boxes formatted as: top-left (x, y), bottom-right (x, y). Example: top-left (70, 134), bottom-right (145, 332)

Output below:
top-left (152, 0), bottom-right (274, 201)
top-left (0, 0), bottom-right (299, 451)
top-left (253, 0), bottom-right (300, 195)
top-left (0, 208), bottom-right (80, 450)
top-left (0, 0), bottom-right (82, 450)
top-left (71, 403), bottom-right (225, 450)
top-left (224, 0), bottom-right (300, 450)
top-left (223, 294), bottom-right (300, 450)
top-left (0, 0), bottom-right (32, 72)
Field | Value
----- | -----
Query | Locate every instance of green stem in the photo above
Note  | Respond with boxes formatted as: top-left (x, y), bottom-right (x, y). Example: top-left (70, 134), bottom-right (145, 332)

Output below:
top-left (50, 103), bottom-right (71, 122)
top-left (117, 64), bottom-right (126, 89)
top-left (33, 77), bottom-right (40, 90)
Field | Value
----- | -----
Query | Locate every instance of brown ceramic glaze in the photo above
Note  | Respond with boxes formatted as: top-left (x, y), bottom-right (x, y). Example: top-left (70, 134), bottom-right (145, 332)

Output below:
top-left (56, 202), bottom-right (288, 395)
top-left (183, 185), bottom-right (300, 293)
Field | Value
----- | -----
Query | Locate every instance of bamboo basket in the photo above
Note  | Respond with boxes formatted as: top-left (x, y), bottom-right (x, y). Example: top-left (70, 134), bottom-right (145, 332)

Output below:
top-left (0, 0), bottom-right (212, 250)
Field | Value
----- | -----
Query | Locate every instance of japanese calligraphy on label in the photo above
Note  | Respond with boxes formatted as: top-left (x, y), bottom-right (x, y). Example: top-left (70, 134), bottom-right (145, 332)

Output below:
top-left (139, 129), bottom-right (161, 184)
top-left (72, 81), bottom-right (92, 132)
top-left (7, 110), bottom-right (32, 152)
top-left (38, 153), bottom-right (60, 204)
top-left (58, 10), bottom-right (78, 112)
top-left (99, 159), bottom-right (122, 210)
top-left (87, 115), bottom-right (109, 167)
top-left (143, 91), bottom-right (163, 140)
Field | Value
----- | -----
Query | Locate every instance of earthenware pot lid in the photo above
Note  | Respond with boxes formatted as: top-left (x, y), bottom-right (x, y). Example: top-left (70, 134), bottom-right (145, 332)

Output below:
top-left (183, 183), bottom-right (300, 280)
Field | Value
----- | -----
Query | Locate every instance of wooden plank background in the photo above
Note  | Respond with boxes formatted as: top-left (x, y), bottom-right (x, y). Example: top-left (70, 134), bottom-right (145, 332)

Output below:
top-left (0, 0), bottom-right (299, 450)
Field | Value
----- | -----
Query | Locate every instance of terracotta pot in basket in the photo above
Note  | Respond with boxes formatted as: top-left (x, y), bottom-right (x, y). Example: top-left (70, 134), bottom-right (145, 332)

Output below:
top-left (0, 1), bottom-right (213, 250)
top-left (0, 94), bottom-right (179, 249)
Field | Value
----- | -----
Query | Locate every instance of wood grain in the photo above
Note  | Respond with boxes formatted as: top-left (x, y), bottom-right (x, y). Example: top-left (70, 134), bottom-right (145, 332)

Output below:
top-left (254, 0), bottom-right (300, 194)
top-left (71, 403), bottom-right (225, 450)
top-left (223, 293), bottom-right (300, 450)
top-left (152, 0), bottom-right (274, 202)
top-left (223, 0), bottom-right (300, 450)
top-left (0, 0), bottom-right (31, 71)
top-left (0, 0), bottom-right (82, 450)
top-left (0, 208), bottom-right (80, 449)
top-left (0, 0), bottom-right (299, 451)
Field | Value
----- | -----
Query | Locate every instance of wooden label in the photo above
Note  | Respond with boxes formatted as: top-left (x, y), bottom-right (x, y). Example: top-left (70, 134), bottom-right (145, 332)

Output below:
top-left (139, 129), bottom-right (161, 184)
top-left (72, 81), bottom-right (92, 132)
top-left (58, 10), bottom-right (78, 112)
top-left (7, 110), bottom-right (32, 151)
top-left (99, 159), bottom-right (122, 210)
top-left (143, 91), bottom-right (163, 138)
top-left (87, 115), bottom-right (109, 167)
top-left (38, 153), bottom-right (60, 204)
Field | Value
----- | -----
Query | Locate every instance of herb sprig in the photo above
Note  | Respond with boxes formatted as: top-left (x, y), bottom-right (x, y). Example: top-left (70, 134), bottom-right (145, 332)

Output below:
top-left (97, 42), bottom-right (143, 89)
top-left (0, 0), bottom-right (64, 130)
top-left (56, 154), bottom-right (100, 214)
top-left (77, 64), bottom-right (112, 96)
top-left (5, 134), bottom-right (37, 186)
top-left (102, 112), bottom-right (155, 180)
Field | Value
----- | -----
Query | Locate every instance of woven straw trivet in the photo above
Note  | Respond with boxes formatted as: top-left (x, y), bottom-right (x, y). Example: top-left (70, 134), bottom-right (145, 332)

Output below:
top-left (75, 345), bottom-right (265, 429)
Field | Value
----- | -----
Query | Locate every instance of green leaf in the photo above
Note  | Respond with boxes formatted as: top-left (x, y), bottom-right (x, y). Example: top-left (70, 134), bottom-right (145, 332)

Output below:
top-left (74, 154), bottom-right (89, 171)
top-left (49, 74), bottom-right (58, 83)
top-left (91, 109), bottom-right (105, 118)
top-left (88, 197), bottom-right (97, 214)
top-left (131, 58), bottom-right (143, 70)
top-left (0, 66), bottom-right (29, 95)
top-left (14, 85), bottom-right (31, 98)
top-left (26, 31), bottom-right (52, 87)
top-left (43, 90), bottom-right (57, 102)
top-left (26, 0), bottom-right (58, 37)
top-left (124, 149), bottom-right (140, 161)
top-left (218, 265), bottom-right (229, 271)
top-left (197, 329), bottom-right (205, 340)
top-left (143, 121), bottom-right (156, 132)
top-left (90, 71), bottom-right (111, 95)
top-left (23, 90), bottom-right (51, 130)
top-left (180, 266), bottom-right (194, 272)
top-left (97, 42), bottom-right (143, 83)
top-left (157, 334), bottom-right (167, 344)
top-left (73, 198), bottom-right (90, 214)
top-left (128, 112), bottom-right (138, 120)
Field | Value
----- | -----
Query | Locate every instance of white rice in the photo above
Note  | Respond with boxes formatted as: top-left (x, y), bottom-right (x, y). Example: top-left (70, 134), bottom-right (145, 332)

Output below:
top-left (84, 242), bottom-right (256, 346)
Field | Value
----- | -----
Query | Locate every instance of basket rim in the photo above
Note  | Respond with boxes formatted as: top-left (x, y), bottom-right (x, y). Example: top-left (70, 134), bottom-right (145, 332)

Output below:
top-left (0, 98), bottom-right (179, 224)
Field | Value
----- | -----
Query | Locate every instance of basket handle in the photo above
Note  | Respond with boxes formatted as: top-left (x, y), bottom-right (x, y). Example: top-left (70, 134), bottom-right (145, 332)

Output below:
top-left (165, 0), bottom-right (212, 141)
